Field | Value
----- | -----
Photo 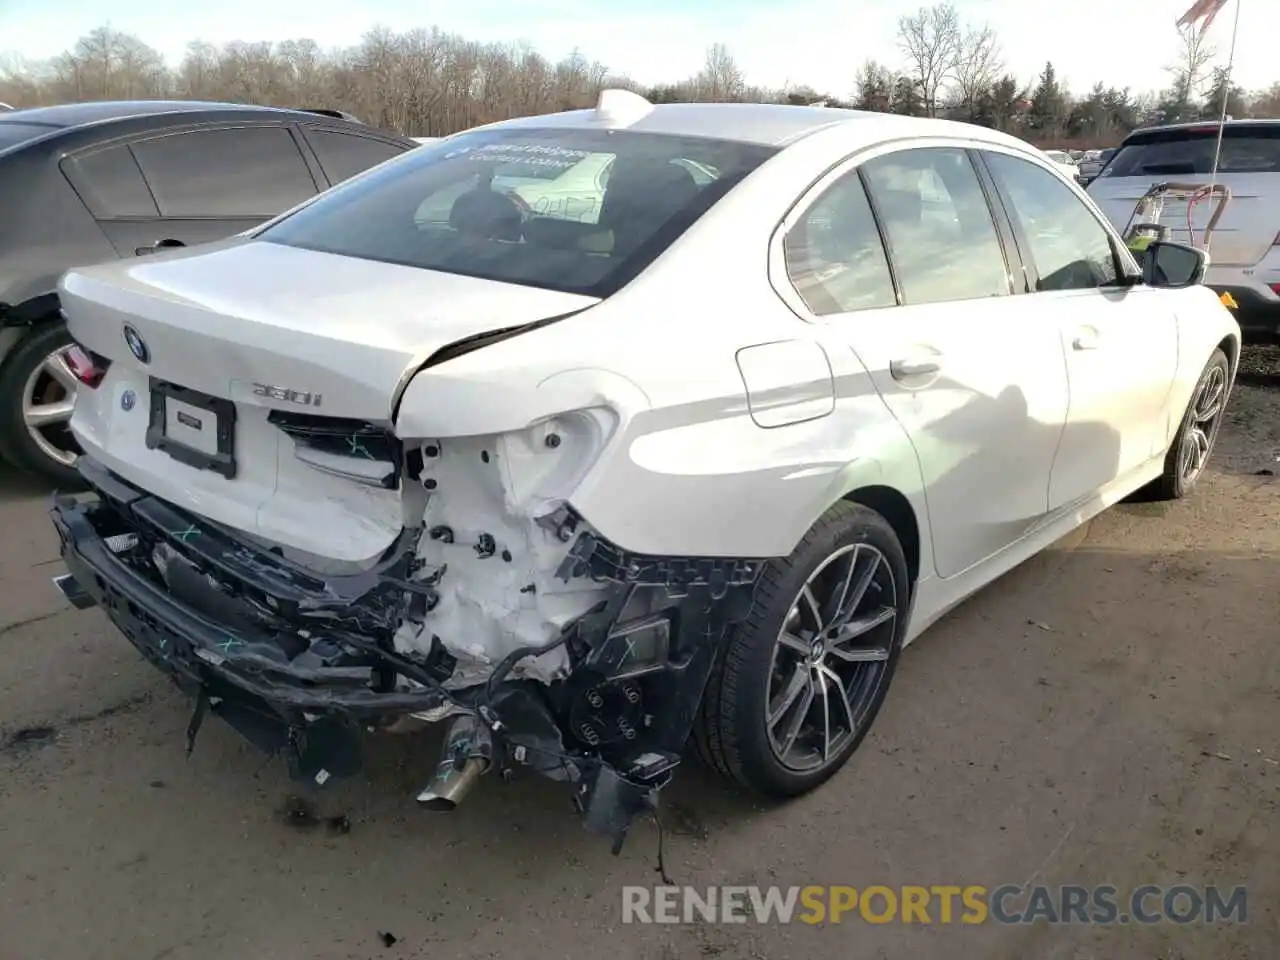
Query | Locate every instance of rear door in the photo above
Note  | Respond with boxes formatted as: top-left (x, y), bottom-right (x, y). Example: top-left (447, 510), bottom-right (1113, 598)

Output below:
top-left (64, 124), bottom-right (321, 257)
top-left (1087, 123), bottom-right (1280, 267)
top-left (982, 149), bottom-right (1179, 510)
top-left (780, 144), bottom-right (1070, 579)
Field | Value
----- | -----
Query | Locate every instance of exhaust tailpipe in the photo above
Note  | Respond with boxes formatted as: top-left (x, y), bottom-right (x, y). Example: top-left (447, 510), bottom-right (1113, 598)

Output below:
top-left (52, 573), bottom-right (96, 610)
top-left (417, 713), bottom-right (492, 811)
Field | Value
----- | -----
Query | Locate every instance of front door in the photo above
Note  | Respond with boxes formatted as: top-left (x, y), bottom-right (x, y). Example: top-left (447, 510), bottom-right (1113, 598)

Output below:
top-left (980, 150), bottom-right (1179, 510)
top-left (779, 145), bottom-right (1070, 579)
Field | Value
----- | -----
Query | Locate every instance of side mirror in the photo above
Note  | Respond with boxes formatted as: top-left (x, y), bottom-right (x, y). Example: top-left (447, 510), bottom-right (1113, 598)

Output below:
top-left (1141, 240), bottom-right (1208, 289)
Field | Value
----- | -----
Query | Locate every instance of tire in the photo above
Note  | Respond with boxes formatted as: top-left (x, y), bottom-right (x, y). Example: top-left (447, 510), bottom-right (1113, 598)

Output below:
top-left (694, 500), bottom-right (909, 798)
top-left (0, 319), bottom-right (84, 488)
top-left (1148, 347), bottom-right (1230, 502)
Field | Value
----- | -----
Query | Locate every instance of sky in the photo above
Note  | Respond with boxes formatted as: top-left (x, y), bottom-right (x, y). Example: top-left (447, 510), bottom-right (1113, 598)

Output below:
top-left (0, 0), bottom-right (1275, 98)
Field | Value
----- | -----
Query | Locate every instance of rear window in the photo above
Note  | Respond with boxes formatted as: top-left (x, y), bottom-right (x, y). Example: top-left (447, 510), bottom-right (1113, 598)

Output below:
top-left (258, 128), bottom-right (777, 297)
top-left (305, 129), bottom-right (409, 185)
top-left (0, 122), bottom-right (56, 153)
top-left (1103, 125), bottom-right (1280, 178)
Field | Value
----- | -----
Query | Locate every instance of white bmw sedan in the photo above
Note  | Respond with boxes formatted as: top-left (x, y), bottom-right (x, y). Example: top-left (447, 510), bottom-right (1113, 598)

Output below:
top-left (50, 91), bottom-right (1239, 847)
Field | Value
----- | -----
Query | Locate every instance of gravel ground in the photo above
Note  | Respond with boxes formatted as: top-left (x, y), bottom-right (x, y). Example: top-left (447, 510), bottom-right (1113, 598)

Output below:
top-left (0, 357), bottom-right (1278, 960)
top-left (1219, 344), bottom-right (1280, 476)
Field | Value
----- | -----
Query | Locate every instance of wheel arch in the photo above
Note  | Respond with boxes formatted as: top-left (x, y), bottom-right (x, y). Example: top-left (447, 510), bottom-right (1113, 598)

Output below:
top-left (841, 484), bottom-right (921, 593)
top-left (0, 291), bottom-right (62, 369)
top-left (1217, 332), bottom-right (1240, 378)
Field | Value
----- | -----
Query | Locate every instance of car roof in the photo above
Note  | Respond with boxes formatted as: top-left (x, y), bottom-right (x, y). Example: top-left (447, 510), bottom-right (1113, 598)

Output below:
top-left (479, 97), bottom-right (1032, 152)
top-left (1124, 118), bottom-right (1280, 141)
top-left (0, 100), bottom-right (339, 130)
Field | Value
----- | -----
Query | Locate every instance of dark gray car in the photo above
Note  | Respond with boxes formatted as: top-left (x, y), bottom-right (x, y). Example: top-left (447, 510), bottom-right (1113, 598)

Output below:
top-left (0, 101), bottom-right (416, 484)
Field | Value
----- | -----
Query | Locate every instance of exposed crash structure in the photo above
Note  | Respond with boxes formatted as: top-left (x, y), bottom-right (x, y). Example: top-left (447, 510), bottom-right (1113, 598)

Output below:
top-left (54, 429), bottom-right (761, 850)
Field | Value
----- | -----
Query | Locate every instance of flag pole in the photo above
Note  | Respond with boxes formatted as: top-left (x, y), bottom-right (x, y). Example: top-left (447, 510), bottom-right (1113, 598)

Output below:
top-left (1208, 0), bottom-right (1243, 188)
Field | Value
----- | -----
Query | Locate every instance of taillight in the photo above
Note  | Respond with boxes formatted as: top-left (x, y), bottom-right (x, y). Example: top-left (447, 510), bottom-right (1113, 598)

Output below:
top-left (60, 344), bottom-right (109, 388)
top-left (1269, 283), bottom-right (1280, 297)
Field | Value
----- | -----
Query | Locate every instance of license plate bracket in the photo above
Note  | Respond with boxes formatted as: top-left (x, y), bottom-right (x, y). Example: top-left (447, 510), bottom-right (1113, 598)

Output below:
top-left (145, 378), bottom-right (237, 479)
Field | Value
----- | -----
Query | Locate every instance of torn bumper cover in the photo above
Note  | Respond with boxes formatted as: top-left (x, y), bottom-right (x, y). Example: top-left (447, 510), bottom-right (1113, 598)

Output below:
top-left (51, 457), bottom-right (763, 850)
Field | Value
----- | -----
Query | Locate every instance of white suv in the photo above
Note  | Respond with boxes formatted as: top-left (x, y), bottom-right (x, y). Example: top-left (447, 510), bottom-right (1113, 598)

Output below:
top-left (1089, 120), bottom-right (1280, 340)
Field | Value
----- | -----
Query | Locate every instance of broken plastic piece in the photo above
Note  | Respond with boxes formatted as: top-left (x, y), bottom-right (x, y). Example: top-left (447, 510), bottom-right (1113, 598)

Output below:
top-left (185, 688), bottom-right (209, 757)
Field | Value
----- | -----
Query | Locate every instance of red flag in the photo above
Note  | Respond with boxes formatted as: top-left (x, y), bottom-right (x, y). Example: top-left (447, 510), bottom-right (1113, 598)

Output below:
top-left (1177, 0), bottom-right (1229, 30)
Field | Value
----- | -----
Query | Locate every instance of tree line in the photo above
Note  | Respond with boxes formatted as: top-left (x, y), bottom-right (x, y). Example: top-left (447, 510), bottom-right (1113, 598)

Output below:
top-left (2, 4), bottom-right (1278, 147)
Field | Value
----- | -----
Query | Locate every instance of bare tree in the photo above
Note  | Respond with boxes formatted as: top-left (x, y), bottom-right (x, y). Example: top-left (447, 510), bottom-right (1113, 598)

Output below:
top-left (1169, 22), bottom-right (1216, 101)
top-left (177, 41), bottom-right (219, 99)
top-left (897, 2), bottom-right (961, 117)
top-left (0, 19), bottom-right (1176, 145)
top-left (1252, 82), bottom-right (1280, 117)
top-left (952, 23), bottom-right (1002, 115)
top-left (695, 43), bottom-right (745, 102)
top-left (853, 59), bottom-right (895, 113)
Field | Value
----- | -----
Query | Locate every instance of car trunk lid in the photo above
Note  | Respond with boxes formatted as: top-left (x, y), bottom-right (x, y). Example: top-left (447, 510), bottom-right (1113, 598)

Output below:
top-left (61, 239), bottom-right (597, 421)
top-left (60, 239), bottom-right (598, 562)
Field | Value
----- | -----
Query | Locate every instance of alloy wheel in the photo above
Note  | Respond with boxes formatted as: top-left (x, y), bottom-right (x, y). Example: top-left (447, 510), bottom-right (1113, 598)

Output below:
top-left (1178, 364), bottom-right (1226, 486)
top-left (21, 347), bottom-right (80, 468)
top-left (766, 543), bottom-right (898, 773)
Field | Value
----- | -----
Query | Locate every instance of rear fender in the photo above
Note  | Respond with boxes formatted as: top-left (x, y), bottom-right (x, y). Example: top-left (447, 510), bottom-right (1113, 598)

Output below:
top-left (0, 291), bottom-right (59, 328)
top-left (817, 440), bottom-right (934, 585)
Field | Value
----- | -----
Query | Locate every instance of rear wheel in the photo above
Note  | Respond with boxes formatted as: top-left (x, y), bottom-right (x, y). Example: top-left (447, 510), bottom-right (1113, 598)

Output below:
top-left (694, 501), bottom-right (908, 798)
top-left (1149, 348), bottom-right (1229, 501)
top-left (0, 319), bottom-right (84, 487)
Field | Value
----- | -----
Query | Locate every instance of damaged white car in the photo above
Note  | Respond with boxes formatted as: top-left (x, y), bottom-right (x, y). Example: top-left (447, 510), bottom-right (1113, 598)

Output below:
top-left (51, 91), bottom-right (1239, 851)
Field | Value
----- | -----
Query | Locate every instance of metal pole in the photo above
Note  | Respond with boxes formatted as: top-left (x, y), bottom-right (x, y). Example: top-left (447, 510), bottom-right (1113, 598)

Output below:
top-left (1208, 0), bottom-right (1243, 188)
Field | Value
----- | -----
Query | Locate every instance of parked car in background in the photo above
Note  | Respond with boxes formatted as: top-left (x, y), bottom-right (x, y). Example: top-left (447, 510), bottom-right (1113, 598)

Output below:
top-left (1043, 149), bottom-right (1082, 182)
top-left (1077, 147), bottom-right (1117, 185)
top-left (0, 101), bottom-right (416, 483)
top-left (49, 92), bottom-right (1238, 848)
top-left (0, 102), bottom-right (14, 111)
top-left (1088, 119), bottom-right (1280, 341)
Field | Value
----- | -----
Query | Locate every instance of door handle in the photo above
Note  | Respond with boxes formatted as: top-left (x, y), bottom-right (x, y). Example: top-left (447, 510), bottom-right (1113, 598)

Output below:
top-left (890, 358), bottom-right (942, 380)
top-left (136, 238), bottom-right (186, 257)
top-left (1072, 330), bottom-right (1100, 350)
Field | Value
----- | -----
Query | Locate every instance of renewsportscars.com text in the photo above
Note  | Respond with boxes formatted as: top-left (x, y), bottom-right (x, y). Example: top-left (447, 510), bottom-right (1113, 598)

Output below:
top-left (621, 884), bottom-right (1248, 926)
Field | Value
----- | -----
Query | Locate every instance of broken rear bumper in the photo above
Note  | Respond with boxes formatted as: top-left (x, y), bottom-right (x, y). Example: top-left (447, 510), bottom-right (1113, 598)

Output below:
top-left (51, 457), bottom-right (765, 850)
top-left (50, 457), bottom-right (453, 723)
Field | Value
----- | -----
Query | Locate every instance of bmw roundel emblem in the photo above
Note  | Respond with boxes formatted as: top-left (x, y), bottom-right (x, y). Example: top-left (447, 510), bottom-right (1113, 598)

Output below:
top-left (123, 324), bottom-right (149, 364)
top-left (120, 389), bottom-right (136, 412)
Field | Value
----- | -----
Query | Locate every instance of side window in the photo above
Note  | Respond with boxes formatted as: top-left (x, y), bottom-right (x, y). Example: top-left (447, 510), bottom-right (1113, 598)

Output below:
top-left (783, 170), bottom-right (896, 316)
top-left (67, 144), bottom-right (158, 218)
top-left (861, 147), bottom-right (1010, 305)
top-left (306, 129), bottom-right (409, 186)
top-left (983, 152), bottom-right (1120, 291)
top-left (131, 126), bottom-right (317, 218)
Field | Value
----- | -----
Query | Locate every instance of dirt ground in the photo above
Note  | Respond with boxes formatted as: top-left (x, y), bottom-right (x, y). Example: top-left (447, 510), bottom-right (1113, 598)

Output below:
top-left (2, 358), bottom-right (1279, 960)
